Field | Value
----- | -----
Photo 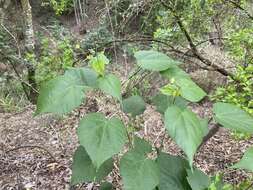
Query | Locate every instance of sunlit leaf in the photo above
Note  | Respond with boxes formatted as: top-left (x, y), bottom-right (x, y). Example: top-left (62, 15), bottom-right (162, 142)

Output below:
top-left (161, 67), bottom-right (206, 102)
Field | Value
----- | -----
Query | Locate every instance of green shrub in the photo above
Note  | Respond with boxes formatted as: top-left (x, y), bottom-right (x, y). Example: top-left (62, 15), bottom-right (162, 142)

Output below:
top-left (43, 0), bottom-right (73, 15)
top-left (80, 26), bottom-right (113, 50)
top-left (212, 64), bottom-right (253, 139)
top-left (35, 35), bottom-right (75, 86)
top-left (0, 78), bottom-right (28, 112)
top-left (36, 50), bottom-right (253, 189)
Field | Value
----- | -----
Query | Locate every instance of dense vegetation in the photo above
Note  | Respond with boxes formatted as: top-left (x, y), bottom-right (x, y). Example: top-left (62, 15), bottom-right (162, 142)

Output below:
top-left (1, 0), bottom-right (253, 189)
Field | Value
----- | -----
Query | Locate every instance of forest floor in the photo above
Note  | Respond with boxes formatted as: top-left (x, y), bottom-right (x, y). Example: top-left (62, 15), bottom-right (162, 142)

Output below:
top-left (1, 1), bottom-right (253, 189)
top-left (0, 98), bottom-right (253, 190)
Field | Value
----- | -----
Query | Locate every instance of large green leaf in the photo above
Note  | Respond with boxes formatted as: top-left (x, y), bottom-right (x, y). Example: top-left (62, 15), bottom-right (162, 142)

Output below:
top-left (122, 95), bottom-right (146, 117)
top-left (213, 102), bottom-right (253, 133)
top-left (232, 147), bottom-right (253, 172)
top-left (161, 67), bottom-right (206, 102)
top-left (71, 146), bottom-right (113, 185)
top-left (36, 67), bottom-right (97, 115)
top-left (187, 169), bottom-right (210, 190)
top-left (161, 66), bottom-right (190, 80)
top-left (164, 105), bottom-right (208, 166)
top-left (64, 67), bottom-right (98, 87)
top-left (152, 94), bottom-right (188, 114)
top-left (175, 78), bottom-right (206, 102)
top-left (98, 74), bottom-right (122, 101)
top-left (35, 75), bottom-right (88, 115)
top-left (134, 50), bottom-right (180, 71)
top-left (120, 138), bottom-right (159, 190)
top-left (77, 113), bottom-right (127, 169)
top-left (100, 182), bottom-right (113, 190)
top-left (157, 152), bottom-right (191, 190)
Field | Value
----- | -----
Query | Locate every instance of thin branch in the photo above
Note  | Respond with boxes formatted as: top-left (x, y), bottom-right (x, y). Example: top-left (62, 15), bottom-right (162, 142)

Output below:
top-left (0, 51), bottom-right (31, 100)
top-left (245, 181), bottom-right (253, 190)
top-left (159, 0), bottom-right (237, 81)
top-left (198, 124), bottom-right (220, 151)
top-left (98, 37), bottom-right (191, 57)
top-left (0, 23), bottom-right (21, 57)
top-left (195, 37), bottom-right (229, 47)
top-left (226, 0), bottom-right (253, 20)
top-left (0, 52), bottom-right (39, 98)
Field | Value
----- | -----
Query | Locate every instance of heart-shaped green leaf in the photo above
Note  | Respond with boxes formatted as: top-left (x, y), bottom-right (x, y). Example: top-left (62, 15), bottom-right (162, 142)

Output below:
top-left (164, 106), bottom-right (208, 166)
top-left (77, 113), bottom-right (127, 169)
top-left (134, 50), bottom-right (180, 71)
top-left (232, 147), bottom-right (253, 172)
top-left (64, 67), bottom-right (98, 87)
top-left (213, 102), bottom-right (253, 133)
top-left (100, 182), bottom-right (113, 190)
top-left (161, 66), bottom-right (190, 79)
top-left (36, 67), bottom-right (97, 115)
top-left (157, 152), bottom-right (191, 190)
top-left (88, 52), bottom-right (110, 76)
top-left (71, 146), bottom-right (113, 185)
top-left (152, 94), bottom-right (188, 114)
top-left (122, 95), bottom-right (146, 117)
top-left (187, 168), bottom-right (210, 190)
top-left (98, 74), bottom-right (122, 101)
top-left (175, 78), bottom-right (206, 102)
top-left (120, 138), bottom-right (159, 190)
top-left (36, 77), bottom-right (87, 115)
top-left (161, 67), bottom-right (206, 102)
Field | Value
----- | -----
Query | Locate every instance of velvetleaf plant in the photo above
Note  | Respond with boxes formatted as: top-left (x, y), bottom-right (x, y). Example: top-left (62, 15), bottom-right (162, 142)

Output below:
top-left (35, 50), bottom-right (253, 190)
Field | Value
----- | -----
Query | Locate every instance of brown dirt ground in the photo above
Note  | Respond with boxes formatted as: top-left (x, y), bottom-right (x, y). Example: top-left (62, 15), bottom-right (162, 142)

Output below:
top-left (1, 97), bottom-right (253, 190)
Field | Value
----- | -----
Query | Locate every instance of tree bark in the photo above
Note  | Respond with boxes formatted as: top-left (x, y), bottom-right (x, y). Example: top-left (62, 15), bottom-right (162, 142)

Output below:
top-left (20, 0), bottom-right (38, 104)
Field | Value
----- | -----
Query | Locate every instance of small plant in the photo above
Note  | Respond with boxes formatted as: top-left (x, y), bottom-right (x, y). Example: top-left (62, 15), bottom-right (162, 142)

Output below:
top-left (36, 50), bottom-right (253, 189)
top-left (0, 78), bottom-right (28, 112)
top-left (80, 26), bottom-right (113, 50)
top-left (35, 35), bottom-right (75, 86)
top-left (43, 0), bottom-right (73, 15)
top-left (212, 64), bottom-right (253, 140)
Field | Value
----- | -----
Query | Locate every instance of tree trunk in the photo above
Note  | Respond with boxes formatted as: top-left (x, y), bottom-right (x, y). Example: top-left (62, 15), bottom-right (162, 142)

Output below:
top-left (20, 0), bottom-right (38, 104)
